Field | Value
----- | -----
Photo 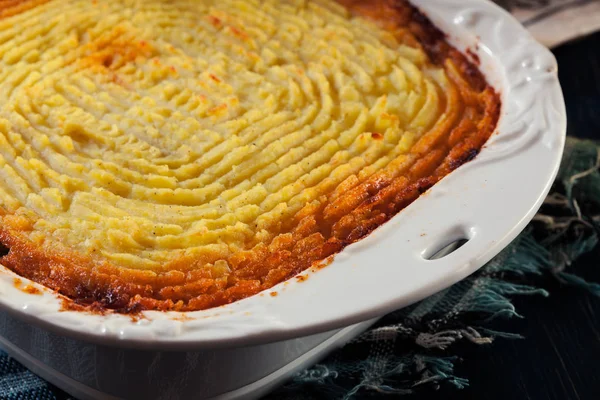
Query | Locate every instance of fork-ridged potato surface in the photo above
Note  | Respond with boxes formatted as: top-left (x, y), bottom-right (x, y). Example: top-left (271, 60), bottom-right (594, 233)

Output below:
top-left (0, 0), bottom-right (499, 312)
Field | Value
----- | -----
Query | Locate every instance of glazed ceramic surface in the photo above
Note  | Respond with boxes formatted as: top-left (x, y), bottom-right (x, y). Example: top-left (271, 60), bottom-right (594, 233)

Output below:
top-left (0, 0), bottom-right (565, 362)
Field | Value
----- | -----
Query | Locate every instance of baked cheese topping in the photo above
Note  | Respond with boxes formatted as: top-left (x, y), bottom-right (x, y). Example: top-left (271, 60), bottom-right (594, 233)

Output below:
top-left (0, 0), bottom-right (499, 311)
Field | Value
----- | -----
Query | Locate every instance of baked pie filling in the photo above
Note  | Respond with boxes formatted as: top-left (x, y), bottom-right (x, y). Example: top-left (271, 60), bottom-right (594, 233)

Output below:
top-left (0, 0), bottom-right (500, 312)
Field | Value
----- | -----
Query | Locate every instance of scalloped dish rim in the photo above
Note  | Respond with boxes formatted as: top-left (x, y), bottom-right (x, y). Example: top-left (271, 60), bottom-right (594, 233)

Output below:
top-left (0, 0), bottom-right (566, 350)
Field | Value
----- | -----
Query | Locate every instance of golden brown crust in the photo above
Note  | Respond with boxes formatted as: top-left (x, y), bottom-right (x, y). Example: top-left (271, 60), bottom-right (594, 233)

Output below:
top-left (0, 0), bottom-right (500, 313)
top-left (0, 0), bottom-right (49, 18)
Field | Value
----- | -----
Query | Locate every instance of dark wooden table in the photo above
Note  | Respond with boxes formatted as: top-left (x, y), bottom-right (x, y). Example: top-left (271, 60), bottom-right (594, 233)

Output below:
top-left (411, 31), bottom-right (600, 400)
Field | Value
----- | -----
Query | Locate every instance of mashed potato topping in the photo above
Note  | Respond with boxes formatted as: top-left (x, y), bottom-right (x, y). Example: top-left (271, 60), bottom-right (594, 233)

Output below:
top-left (0, 0), bottom-right (499, 311)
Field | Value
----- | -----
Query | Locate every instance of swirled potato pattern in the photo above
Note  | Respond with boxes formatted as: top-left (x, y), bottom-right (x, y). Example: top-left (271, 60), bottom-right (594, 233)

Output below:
top-left (0, 0), bottom-right (499, 311)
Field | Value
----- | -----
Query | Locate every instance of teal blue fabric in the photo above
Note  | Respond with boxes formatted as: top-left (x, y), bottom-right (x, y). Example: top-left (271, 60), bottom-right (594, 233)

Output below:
top-left (0, 354), bottom-right (67, 400)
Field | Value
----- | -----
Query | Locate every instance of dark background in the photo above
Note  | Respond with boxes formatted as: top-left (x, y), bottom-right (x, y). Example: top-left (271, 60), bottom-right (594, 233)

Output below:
top-left (410, 31), bottom-right (600, 400)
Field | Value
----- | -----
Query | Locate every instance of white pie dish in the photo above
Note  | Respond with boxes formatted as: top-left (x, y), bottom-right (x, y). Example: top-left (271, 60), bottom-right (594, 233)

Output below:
top-left (0, 0), bottom-right (566, 399)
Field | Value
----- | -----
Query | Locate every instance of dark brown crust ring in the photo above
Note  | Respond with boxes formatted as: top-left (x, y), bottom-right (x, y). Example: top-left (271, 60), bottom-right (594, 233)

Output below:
top-left (0, 0), bottom-right (501, 313)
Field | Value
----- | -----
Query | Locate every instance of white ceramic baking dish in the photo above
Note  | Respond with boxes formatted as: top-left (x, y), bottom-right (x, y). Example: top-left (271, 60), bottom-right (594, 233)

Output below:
top-left (0, 0), bottom-right (566, 399)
